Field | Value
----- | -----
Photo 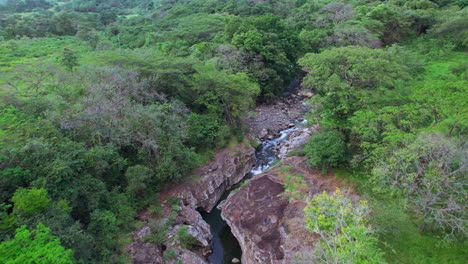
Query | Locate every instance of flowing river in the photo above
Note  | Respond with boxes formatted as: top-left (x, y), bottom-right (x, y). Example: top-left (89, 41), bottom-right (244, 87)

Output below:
top-left (201, 115), bottom-right (307, 264)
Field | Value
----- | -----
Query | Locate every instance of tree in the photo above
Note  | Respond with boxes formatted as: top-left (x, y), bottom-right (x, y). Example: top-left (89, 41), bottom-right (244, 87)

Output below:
top-left (228, 14), bottom-right (300, 98)
top-left (372, 134), bottom-right (467, 235)
top-left (298, 46), bottom-right (408, 129)
top-left (355, 4), bottom-right (412, 45)
top-left (60, 48), bottom-right (79, 72)
top-left (305, 130), bottom-right (346, 173)
top-left (11, 188), bottom-right (51, 218)
top-left (87, 209), bottom-right (118, 252)
top-left (0, 223), bottom-right (74, 264)
top-left (193, 63), bottom-right (260, 126)
top-left (125, 165), bottom-right (154, 198)
top-left (5, 63), bottom-right (59, 98)
top-left (300, 190), bottom-right (386, 263)
top-left (430, 9), bottom-right (468, 50)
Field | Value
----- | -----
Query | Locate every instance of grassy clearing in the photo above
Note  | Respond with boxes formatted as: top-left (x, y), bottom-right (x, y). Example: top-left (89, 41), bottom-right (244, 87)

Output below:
top-left (0, 36), bottom-right (89, 70)
top-left (333, 168), bottom-right (467, 264)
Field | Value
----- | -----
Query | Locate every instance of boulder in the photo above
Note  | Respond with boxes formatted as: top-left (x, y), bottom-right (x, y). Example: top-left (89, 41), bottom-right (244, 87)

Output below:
top-left (276, 128), bottom-right (314, 160)
top-left (259, 128), bottom-right (268, 140)
top-left (136, 226), bottom-right (151, 240)
top-left (171, 143), bottom-right (256, 213)
top-left (219, 175), bottom-right (288, 264)
top-left (178, 249), bottom-right (209, 264)
top-left (298, 90), bottom-right (314, 98)
top-left (176, 206), bottom-right (213, 257)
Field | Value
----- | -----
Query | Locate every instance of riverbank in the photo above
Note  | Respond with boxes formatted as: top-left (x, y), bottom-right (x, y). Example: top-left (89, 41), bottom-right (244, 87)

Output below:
top-left (126, 93), bottom-right (315, 263)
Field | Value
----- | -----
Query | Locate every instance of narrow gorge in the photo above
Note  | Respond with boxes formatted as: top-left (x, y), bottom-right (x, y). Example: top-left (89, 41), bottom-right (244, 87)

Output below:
top-left (128, 92), bottom-right (315, 263)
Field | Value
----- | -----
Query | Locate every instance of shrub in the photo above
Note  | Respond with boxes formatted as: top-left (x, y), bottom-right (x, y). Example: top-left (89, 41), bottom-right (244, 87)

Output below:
top-left (305, 130), bottom-right (346, 173)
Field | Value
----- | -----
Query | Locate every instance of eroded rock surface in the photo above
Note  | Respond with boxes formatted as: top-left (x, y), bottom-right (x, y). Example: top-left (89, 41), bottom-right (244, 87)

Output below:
top-left (171, 142), bottom-right (256, 212)
top-left (219, 175), bottom-right (288, 263)
top-left (127, 142), bottom-right (256, 264)
top-left (219, 156), bottom-right (355, 264)
top-left (127, 242), bottom-right (164, 264)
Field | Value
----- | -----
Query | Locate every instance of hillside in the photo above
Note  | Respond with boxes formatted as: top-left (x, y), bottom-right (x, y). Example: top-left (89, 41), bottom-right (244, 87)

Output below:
top-left (0, 0), bottom-right (467, 263)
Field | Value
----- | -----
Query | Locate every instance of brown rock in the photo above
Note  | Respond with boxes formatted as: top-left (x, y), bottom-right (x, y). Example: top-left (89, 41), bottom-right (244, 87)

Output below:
top-left (172, 143), bottom-right (256, 212)
top-left (219, 175), bottom-right (288, 264)
top-left (259, 128), bottom-right (268, 140)
top-left (219, 156), bottom-right (353, 264)
top-left (127, 242), bottom-right (163, 264)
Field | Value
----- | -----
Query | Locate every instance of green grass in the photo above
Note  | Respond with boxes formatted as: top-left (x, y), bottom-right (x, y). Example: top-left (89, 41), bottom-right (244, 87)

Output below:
top-left (333, 168), bottom-right (467, 264)
top-left (0, 36), bottom-right (89, 71)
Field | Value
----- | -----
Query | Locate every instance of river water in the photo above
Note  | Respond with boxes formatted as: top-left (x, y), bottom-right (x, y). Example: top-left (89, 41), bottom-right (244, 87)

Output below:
top-left (201, 116), bottom-right (307, 264)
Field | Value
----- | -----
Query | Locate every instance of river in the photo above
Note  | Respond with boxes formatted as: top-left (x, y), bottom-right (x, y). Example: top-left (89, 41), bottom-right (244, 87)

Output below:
top-left (201, 115), bottom-right (307, 264)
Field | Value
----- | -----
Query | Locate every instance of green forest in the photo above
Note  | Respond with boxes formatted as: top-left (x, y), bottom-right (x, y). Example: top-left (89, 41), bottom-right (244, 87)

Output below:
top-left (0, 0), bottom-right (466, 263)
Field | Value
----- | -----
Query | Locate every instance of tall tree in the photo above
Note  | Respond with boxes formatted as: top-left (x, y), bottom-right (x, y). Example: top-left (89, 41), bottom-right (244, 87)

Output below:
top-left (299, 46), bottom-right (408, 129)
top-left (59, 48), bottom-right (79, 73)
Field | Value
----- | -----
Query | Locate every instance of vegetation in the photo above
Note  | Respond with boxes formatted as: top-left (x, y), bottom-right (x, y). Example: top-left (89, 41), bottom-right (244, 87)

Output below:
top-left (0, 0), bottom-right (466, 263)
top-left (302, 190), bottom-right (386, 263)
top-left (0, 223), bottom-right (74, 264)
top-left (305, 130), bottom-right (347, 173)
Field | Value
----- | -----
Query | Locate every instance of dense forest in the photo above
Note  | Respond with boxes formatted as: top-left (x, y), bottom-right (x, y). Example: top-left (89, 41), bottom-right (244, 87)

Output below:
top-left (0, 0), bottom-right (466, 263)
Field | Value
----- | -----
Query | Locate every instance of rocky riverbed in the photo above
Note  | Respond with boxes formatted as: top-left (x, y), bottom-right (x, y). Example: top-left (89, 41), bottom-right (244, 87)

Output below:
top-left (248, 92), bottom-right (311, 141)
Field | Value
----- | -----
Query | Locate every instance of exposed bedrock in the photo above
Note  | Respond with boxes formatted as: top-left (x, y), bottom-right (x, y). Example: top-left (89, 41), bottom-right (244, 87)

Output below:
top-left (173, 142), bottom-right (256, 212)
top-left (219, 156), bottom-right (351, 264)
top-left (127, 143), bottom-right (256, 264)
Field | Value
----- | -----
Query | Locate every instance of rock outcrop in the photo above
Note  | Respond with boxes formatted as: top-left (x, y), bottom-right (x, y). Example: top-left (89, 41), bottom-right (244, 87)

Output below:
top-left (275, 127), bottom-right (315, 160)
top-left (219, 156), bottom-right (354, 264)
top-left (127, 242), bottom-right (164, 264)
top-left (171, 142), bottom-right (256, 212)
top-left (127, 142), bottom-right (256, 264)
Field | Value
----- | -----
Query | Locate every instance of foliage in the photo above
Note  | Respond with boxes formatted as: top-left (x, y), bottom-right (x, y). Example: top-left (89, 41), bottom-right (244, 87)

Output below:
top-left (59, 48), bottom-right (79, 72)
top-left (334, 169), bottom-right (467, 264)
top-left (0, 0), bottom-right (467, 263)
top-left (372, 134), bottom-right (467, 236)
top-left (177, 225), bottom-right (197, 249)
top-left (11, 188), bottom-right (51, 218)
top-left (302, 190), bottom-right (386, 263)
top-left (193, 63), bottom-right (260, 126)
top-left (283, 174), bottom-right (307, 201)
top-left (0, 223), bottom-right (74, 264)
top-left (299, 46), bottom-right (409, 129)
top-left (305, 130), bottom-right (346, 173)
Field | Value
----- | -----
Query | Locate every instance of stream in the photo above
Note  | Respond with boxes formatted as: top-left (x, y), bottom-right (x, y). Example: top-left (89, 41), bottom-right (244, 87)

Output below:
top-left (201, 112), bottom-right (307, 264)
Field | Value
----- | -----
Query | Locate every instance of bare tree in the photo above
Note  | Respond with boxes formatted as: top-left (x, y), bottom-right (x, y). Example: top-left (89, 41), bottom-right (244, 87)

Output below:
top-left (316, 2), bottom-right (354, 26)
top-left (372, 133), bottom-right (467, 236)
top-left (325, 23), bottom-right (381, 49)
top-left (5, 62), bottom-right (59, 97)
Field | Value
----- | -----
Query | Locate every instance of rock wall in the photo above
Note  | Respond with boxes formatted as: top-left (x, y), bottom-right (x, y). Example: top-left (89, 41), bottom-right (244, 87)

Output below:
top-left (219, 156), bottom-right (353, 264)
top-left (127, 142), bottom-right (256, 264)
top-left (174, 142), bottom-right (256, 212)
